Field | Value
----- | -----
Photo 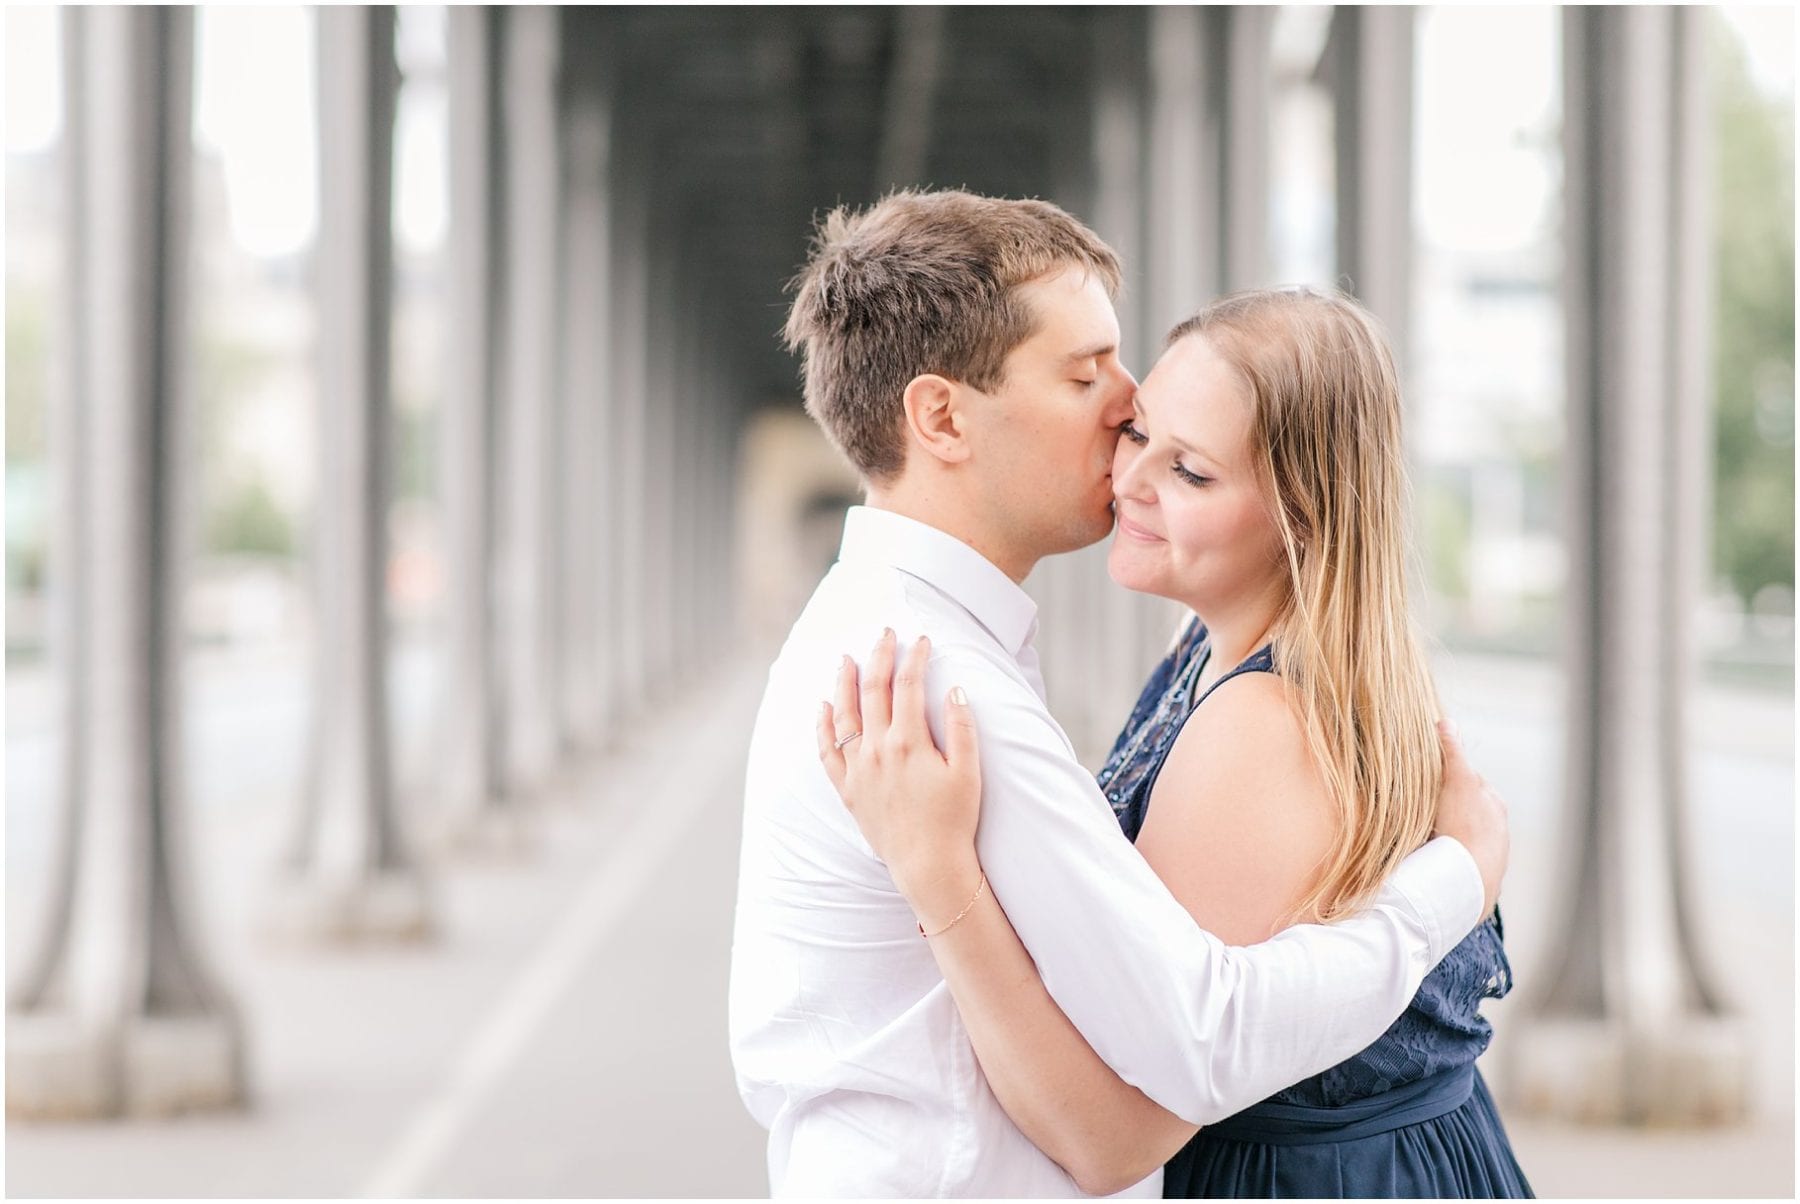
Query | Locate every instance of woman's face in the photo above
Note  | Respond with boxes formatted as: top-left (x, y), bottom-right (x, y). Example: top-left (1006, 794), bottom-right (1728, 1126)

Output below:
top-left (1106, 333), bottom-right (1288, 615)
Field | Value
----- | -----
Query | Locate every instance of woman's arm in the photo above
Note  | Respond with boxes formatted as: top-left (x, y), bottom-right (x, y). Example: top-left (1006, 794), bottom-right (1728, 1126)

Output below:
top-left (906, 852), bottom-right (1198, 1195)
top-left (819, 634), bottom-right (1196, 1195)
top-left (818, 633), bottom-right (1494, 1190)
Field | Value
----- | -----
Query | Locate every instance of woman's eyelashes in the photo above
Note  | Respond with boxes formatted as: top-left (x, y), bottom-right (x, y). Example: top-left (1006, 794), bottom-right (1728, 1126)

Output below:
top-left (1173, 462), bottom-right (1212, 487)
top-left (1121, 420), bottom-right (1210, 486)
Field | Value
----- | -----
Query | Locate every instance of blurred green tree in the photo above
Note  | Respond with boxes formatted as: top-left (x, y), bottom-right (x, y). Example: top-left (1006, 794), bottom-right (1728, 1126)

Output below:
top-left (5, 284), bottom-right (47, 465)
top-left (194, 329), bottom-right (293, 559)
top-left (6, 285), bottom-right (50, 595)
top-left (206, 475), bottom-right (294, 558)
top-left (1711, 17), bottom-right (1795, 609)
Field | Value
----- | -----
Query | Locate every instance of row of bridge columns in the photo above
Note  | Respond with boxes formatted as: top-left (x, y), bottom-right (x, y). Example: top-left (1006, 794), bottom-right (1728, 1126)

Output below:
top-left (5, 4), bottom-right (1745, 1128)
top-left (6, 5), bottom-right (742, 1117)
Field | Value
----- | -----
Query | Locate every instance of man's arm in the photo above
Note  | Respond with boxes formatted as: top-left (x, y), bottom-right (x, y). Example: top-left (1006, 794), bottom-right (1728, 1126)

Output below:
top-left (819, 633), bottom-right (1502, 1190)
top-left (927, 653), bottom-right (1489, 1125)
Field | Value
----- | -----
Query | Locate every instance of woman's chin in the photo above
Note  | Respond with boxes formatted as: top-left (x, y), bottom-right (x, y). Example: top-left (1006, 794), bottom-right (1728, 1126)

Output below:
top-left (1106, 540), bottom-right (1154, 594)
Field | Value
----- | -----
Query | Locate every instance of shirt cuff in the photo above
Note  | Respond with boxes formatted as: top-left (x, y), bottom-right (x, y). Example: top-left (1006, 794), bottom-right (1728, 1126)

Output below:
top-left (1381, 836), bottom-right (1487, 965)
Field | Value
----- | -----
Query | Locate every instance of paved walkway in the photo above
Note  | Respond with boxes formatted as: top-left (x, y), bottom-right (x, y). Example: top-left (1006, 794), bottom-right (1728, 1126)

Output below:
top-left (7, 656), bottom-right (772, 1198)
top-left (5, 646), bottom-right (1792, 1197)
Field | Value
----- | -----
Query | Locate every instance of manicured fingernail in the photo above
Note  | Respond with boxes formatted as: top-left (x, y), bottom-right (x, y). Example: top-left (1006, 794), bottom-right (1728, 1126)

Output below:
top-left (883, 627), bottom-right (895, 641)
top-left (950, 686), bottom-right (967, 705)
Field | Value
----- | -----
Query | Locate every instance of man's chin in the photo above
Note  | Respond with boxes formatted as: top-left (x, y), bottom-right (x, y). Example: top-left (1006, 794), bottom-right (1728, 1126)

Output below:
top-left (1068, 506), bottom-right (1117, 553)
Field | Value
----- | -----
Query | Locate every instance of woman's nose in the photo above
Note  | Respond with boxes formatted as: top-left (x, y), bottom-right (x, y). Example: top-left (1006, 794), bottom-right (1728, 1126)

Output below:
top-left (1113, 439), bottom-right (1152, 501)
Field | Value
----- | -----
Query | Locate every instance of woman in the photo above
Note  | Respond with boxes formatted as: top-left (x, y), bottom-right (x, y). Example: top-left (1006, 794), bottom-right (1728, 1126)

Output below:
top-left (818, 287), bottom-right (1531, 1197)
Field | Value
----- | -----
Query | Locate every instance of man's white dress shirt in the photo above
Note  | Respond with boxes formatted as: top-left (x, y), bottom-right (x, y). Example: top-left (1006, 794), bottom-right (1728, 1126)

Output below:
top-left (729, 507), bottom-right (1486, 1198)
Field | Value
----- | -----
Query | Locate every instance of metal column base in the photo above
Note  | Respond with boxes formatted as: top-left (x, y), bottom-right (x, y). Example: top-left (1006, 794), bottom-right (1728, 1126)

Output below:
top-left (7, 1012), bottom-right (246, 1119)
top-left (431, 805), bottom-right (540, 861)
top-left (260, 868), bottom-right (436, 944)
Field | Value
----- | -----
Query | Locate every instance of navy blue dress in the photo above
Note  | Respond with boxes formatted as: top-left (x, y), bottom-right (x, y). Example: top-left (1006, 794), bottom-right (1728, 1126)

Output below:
top-left (1096, 619), bottom-right (1533, 1199)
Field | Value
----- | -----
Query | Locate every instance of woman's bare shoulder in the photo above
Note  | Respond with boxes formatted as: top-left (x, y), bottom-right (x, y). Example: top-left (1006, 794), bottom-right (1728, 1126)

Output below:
top-left (1156, 670), bottom-right (1311, 774)
top-left (1139, 670), bottom-right (1337, 943)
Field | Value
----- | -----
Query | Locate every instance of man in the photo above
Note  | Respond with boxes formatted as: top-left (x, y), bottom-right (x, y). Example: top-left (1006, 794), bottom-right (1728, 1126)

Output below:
top-left (729, 190), bottom-right (1507, 1197)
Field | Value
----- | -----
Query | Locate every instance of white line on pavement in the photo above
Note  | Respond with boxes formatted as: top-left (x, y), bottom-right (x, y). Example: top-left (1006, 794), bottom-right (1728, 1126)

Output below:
top-left (359, 696), bottom-right (745, 1199)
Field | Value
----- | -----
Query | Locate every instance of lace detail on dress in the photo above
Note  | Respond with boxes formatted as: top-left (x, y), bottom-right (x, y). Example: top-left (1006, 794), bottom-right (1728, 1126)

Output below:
top-left (1095, 617), bottom-right (1515, 1108)
top-left (1097, 618), bottom-right (1211, 841)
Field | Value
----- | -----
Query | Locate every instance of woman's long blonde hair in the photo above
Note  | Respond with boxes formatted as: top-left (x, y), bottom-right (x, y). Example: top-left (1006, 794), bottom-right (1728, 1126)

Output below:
top-left (1170, 287), bottom-right (1441, 924)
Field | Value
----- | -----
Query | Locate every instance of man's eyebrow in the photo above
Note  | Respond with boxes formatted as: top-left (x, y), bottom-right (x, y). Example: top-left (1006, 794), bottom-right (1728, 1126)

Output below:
top-left (1063, 341), bottom-right (1116, 365)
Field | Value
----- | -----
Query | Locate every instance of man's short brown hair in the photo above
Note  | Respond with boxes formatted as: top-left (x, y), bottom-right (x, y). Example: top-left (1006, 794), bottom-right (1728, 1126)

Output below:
top-left (783, 190), bottom-right (1123, 482)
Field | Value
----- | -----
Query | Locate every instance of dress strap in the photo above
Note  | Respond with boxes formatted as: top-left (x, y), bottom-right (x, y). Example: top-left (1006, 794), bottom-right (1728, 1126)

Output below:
top-left (1195, 643), bottom-right (1276, 708)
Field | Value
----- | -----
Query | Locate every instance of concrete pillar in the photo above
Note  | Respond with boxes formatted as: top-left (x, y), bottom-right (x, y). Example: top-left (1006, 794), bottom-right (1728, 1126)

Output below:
top-left (8, 6), bottom-right (248, 1117)
top-left (433, 6), bottom-right (521, 851)
top-left (1145, 6), bottom-right (1216, 336)
top-left (1144, 7), bottom-right (1275, 315)
top-left (676, 269), bottom-right (725, 679)
top-left (875, 7), bottom-right (946, 190)
top-left (684, 313), bottom-right (711, 669)
top-left (272, 5), bottom-right (433, 941)
top-left (1323, 6), bottom-right (1415, 371)
top-left (559, 72), bottom-right (614, 754)
top-left (640, 230), bottom-right (681, 699)
top-left (1505, 6), bottom-right (1746, 1126)
top-left (496, 5), bottom-right (566, 798)
top-left (657, 260), bottom-right (685, 688)
top-left (669, 276), bottom-right (702, 685)
top-left (702, 327), bottom-right (737, 662)
top-left (699, 381), bottom-right (723, 664)
top-left (607, 175), bottom-right (652, 717)
top-left (1218, 7), bottom-right (1274, 292)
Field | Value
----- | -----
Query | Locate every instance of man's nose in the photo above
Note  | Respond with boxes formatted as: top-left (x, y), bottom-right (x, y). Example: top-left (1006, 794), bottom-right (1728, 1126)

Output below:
top-left (1104, 370), bottom-right (1138, 425)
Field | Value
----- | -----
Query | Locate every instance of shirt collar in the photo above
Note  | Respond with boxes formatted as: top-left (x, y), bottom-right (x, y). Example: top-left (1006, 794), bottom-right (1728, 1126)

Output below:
top-left (836, 506), bottom-right (1040, 658)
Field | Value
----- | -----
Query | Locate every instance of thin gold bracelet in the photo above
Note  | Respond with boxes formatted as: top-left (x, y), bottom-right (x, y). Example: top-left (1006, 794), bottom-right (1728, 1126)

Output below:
top-left (918, 872), bottom-right (988, 938)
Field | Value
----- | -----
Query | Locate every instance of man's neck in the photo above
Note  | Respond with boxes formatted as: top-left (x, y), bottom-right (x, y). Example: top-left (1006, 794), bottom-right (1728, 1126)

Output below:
top-left (861, 486), bottom-right (1037, 584)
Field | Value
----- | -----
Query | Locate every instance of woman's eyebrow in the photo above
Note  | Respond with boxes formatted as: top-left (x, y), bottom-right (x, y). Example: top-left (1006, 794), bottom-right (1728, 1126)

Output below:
top-left (1170, 435), bottom-right (1222, 468)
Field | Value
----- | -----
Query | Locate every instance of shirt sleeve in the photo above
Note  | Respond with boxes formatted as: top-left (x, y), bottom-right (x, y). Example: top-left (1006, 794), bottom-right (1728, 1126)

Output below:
top-left (938, 651), bottom-right (1487, 1126)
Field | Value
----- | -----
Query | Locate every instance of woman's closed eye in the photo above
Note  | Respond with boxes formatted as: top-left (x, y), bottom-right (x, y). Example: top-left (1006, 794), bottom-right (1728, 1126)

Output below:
top-left (1120, 420), bottom-right (1208, 484)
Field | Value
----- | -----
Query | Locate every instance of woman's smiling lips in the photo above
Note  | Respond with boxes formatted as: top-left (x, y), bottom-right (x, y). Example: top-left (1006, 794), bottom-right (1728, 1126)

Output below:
top-left (1115, 511), bottom-right (1164, 543)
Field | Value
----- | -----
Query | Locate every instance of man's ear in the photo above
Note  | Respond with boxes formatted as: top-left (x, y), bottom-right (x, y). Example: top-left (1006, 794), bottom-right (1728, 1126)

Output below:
top-left (900, 373), bottom-right (972, 465)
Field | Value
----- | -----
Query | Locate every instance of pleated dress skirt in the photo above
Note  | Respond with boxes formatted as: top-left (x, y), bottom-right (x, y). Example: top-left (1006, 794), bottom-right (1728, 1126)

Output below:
top-left (1162, 1065), bottom-right (1534, 1199)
